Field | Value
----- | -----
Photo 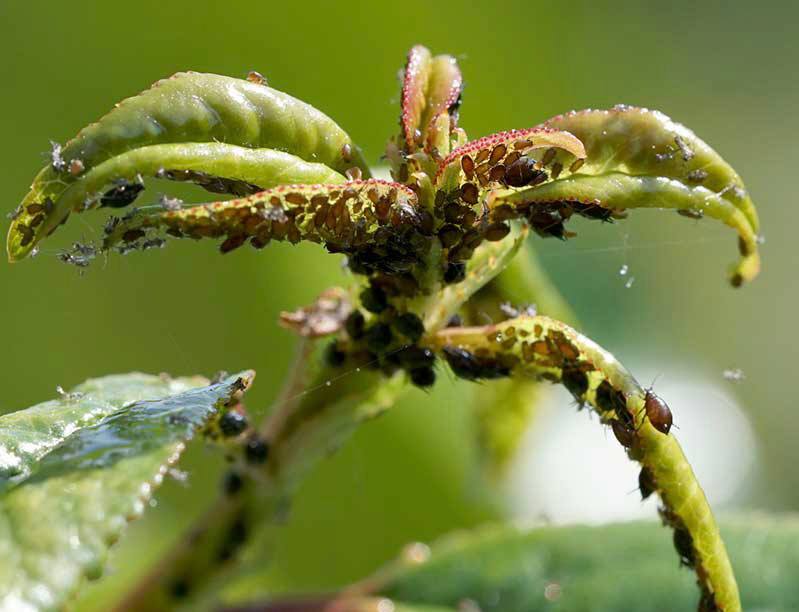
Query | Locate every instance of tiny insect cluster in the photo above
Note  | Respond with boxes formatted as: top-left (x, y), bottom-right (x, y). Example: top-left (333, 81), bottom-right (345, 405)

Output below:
top-left (5, 44), bottom-right (759, 612)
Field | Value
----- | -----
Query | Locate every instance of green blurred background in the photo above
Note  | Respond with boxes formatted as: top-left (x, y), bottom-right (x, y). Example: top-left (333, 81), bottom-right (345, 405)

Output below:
top-left (0, 0), bottom-right (796, 607)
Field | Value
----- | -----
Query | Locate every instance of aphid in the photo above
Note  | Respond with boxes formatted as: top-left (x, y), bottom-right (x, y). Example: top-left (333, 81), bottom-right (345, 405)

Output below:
top-left (595, 380), bottom-right (616, 414)
top-left (438, 224), bottom-right (463, 248)
top-left (244, 436), bottom-right (269, 464)
top-left (341, 143), bottom-right (353, 163)
top-left (446, 314), bottom-right (463, 328)
top-left (394, 312), bottom-right (425, 342)
top-left (345, 310), bottom-right (366, 340)
top-left (638, 466), bottom-right (656, 500)
top-left (642, 388), bottom-right (673, 435)
top-left (68, 159), bottom-right (84, 176)
top-left (246, 70), bottom-right (268, 85)
top-left (324, 341), bottom-right (347, 367)
top-left (569, 158), bottom-right (585, 173)
top-left (365, 323), bottom-right (393, 353)
top-left (561, 365), bottom-right (589, 404)
top-left (101, 181), bottom-right (144, 208)
top-left (461, 155), bottom-right (475, 178)
top-left (673, 527), bottom-right (695, 567)
top-left (483, 222), bottom-right (510, 242)
top-left (409, 366), bottom-right (436, 388)
top-left (360, 284), bottom-right (388, 313)
top-left (443, 261), bottom-right (466, 284)
top-left (611, 419), bottom-right (635, 448)
top-left (687, 169), bottom-right (708, 182)
top-left (504, 157), bottom-right (546, 188)
top-left (220, 234), bottom-right (247, 254)
top-left (677, 208), bottom-right (703, 220)
top-left (460, 182), bottom-right (479, 205)
top-left (223, 470), bottom-right (244, 496)
top-left (397, 345), bottom-right (435, 370)
top-left (541, 147), bottom-right (557, 166)
top-left (529, 210), bottom-right (568, 240)
top-left (219, 410), bottom-right (248, 437)
top-left (230, 377), bottom-right (248, 393)
top-left (442, 346), bottom-right (510, 381)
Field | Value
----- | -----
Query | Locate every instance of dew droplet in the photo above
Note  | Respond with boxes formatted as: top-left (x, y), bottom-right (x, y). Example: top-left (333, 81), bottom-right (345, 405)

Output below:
top-left (624, 276), bottom-right (636, 289)
top-left (619, 264), bottom-right (629, 276)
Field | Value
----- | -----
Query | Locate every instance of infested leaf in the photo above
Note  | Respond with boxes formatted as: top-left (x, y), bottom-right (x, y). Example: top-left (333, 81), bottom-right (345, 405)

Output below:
top-left (101, 179), bottom-right (423, 262)
top-left (488, 106), bottom-right (760, 286)
top-left (7, 71), bottom-right (369, 261)
top-left (429, 316), bottom-right (738, 610)
top-left (0, 371), bottom-right (253, 612)
top-left (434, 128), bottom-right (586, 191)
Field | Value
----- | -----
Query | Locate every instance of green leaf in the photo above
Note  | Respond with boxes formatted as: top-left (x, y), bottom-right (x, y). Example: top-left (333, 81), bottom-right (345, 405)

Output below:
top-left (0, 371), bottom-right (253, 612)
top-left (366, 518), bottom-right (799, 612)
top-left (7, 71), bottom-right (369, 261)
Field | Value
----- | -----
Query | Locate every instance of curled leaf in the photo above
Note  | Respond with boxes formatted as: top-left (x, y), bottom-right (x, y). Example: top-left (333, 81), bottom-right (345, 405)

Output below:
top-left (489, 106), bottom-right (760, 286)
top-left (8, 72), bottom-right (369, 261)
top-left (429, 316), bottom-right (739, 611)
top-left (401, 45), bottom-right (463, 153)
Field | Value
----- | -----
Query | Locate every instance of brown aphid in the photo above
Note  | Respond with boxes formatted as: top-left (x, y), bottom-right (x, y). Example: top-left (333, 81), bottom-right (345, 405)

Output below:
top-left (461, 155), bottom-right (475, 179)
top-left (122, 228), bottom-right (145, 243)
top-left (569, 158), bottom-right (585, 173)
top-left (541, 148), bottom-right (557, 166)
top-left (595, 380), bottom-right (616, 414)
top-left (638, 466), bottom-right (656, 500)
top-left (488, 165), bottom-right (506, 182)
top-left (677, 208), bottom-right (704, 220)
top-left (26, 203), bottom-right (45, 215)
top-left (17, 224), bottom-right (34, 247)
top-left (673, 527), bottom-right (695, 567)
top-left (611, 419), bottom-right (635, 448)
top-left (474, 148), bottom-right (490, 164)
top-left (460, 182), bottom-right (479, 205)
top-left (643, 388), bottom-right (673, 435)
top-left (561, 364), bottom-right (589, 404)
top-left (504, 157), bottom-right (547, 188)
top-left (738, 236), bottom-right (750, 256)
top-left (220, 234), bottom-right (247, 254)
top-left (341, 143), bottom-right (353, 163)
top-left (246, 70), bottom-right (268, 85)
top-left (483, 222), bottom-right (510, 242)
top-left (345, 167), bottom-right (363, 181)
top-left (69, 159), bottom-right (85, 176)
top-left (551, 161), bottom-right (563, 179)
top-left (489, 143), bottom-right (507, 164)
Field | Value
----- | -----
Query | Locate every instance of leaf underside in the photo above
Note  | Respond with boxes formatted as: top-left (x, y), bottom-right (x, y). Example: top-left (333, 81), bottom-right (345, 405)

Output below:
top-left (0, 371), bottom-right (253, 612)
